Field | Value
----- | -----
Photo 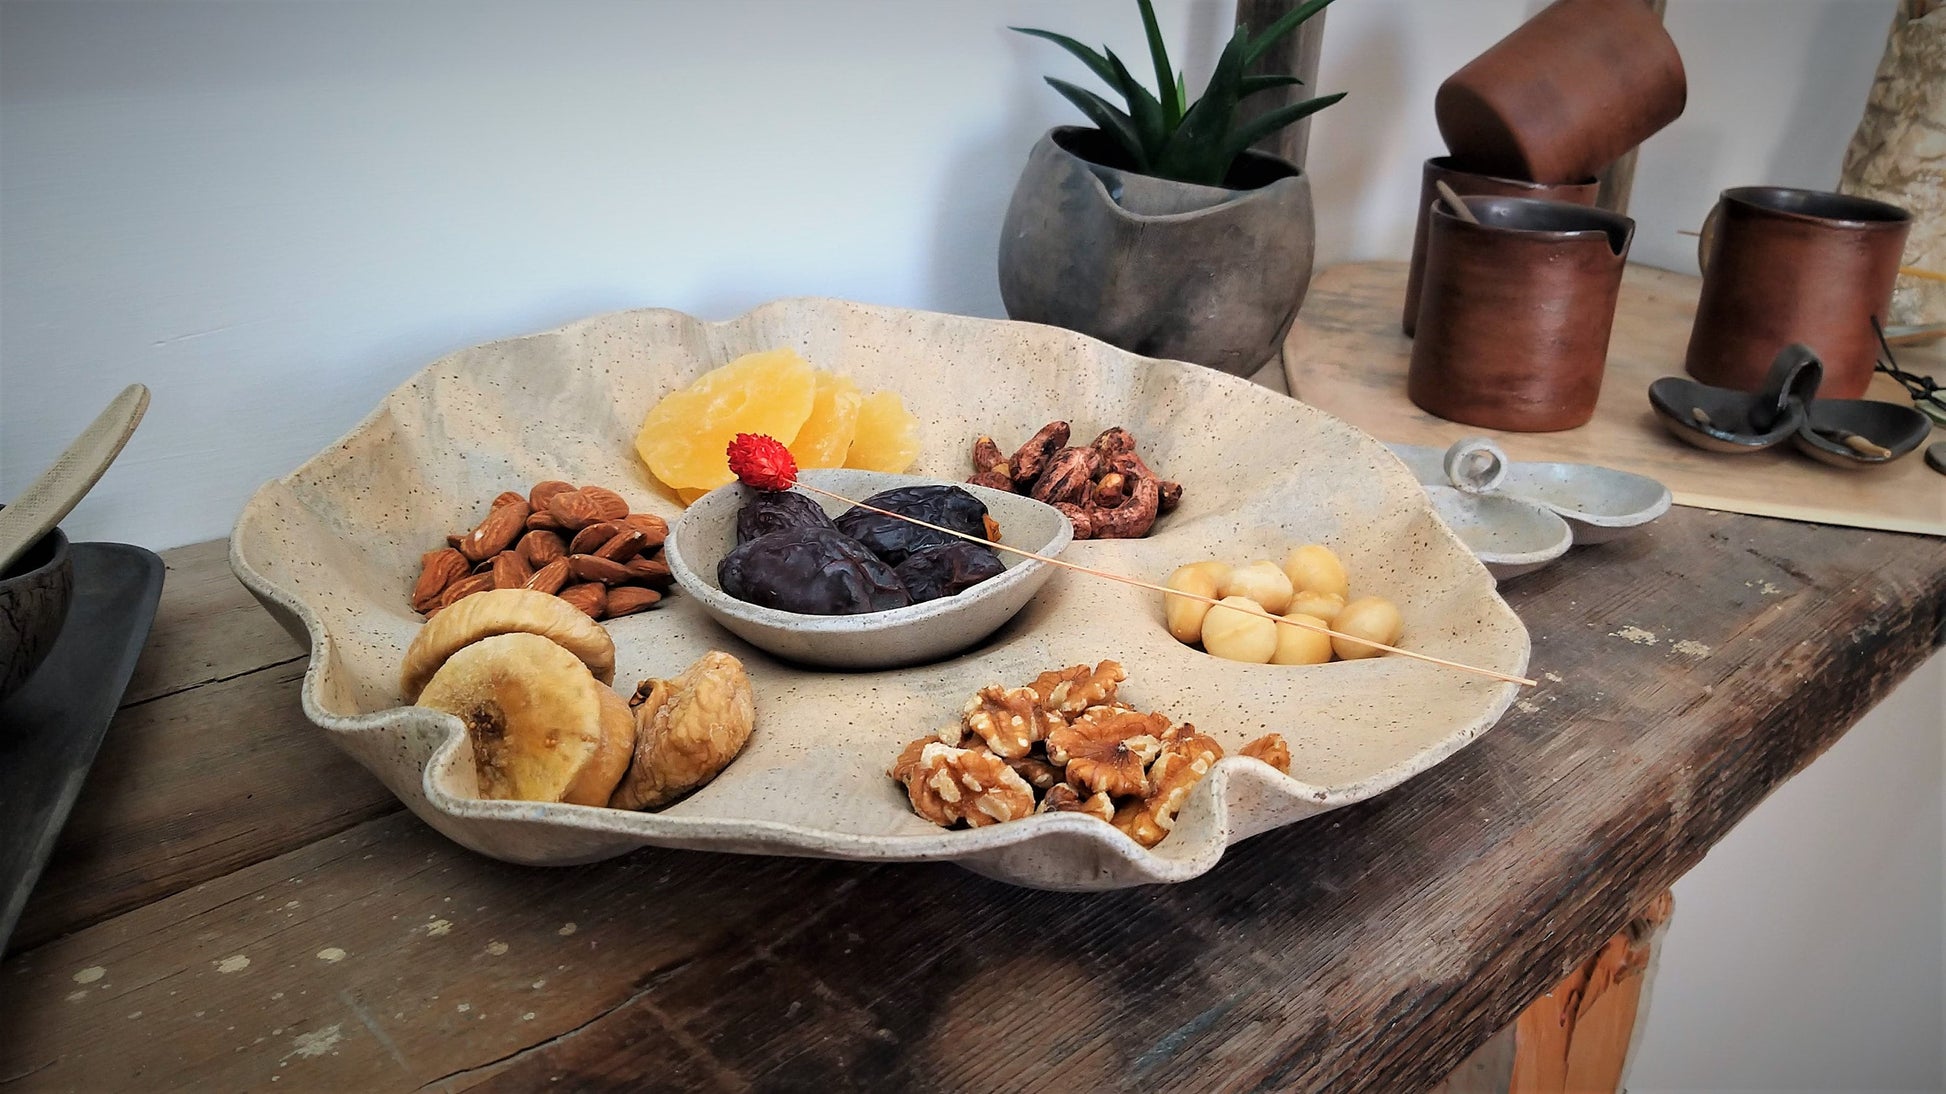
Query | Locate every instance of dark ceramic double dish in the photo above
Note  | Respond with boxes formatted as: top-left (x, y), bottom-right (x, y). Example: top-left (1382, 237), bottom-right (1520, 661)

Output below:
top-left (1649, 344), bottom-right (1931, 468)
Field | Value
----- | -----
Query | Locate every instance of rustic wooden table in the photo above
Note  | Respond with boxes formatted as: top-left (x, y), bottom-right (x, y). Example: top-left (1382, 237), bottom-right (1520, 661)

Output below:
top-left (2, 498), bottom-right (1940, 1091)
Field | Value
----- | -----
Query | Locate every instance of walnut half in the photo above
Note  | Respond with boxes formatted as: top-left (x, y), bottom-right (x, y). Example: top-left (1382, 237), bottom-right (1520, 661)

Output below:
top-left (1046, 706), bottom-right (1166, 799)
top-left (963, 684), bottom-right (1064, 759)
top-left (1112, 726), bottom-right (1224, 848)
top-left (902, 743), bottom-right (1036, 829)
top-left (1240, 733), bottom-right (1291, 774)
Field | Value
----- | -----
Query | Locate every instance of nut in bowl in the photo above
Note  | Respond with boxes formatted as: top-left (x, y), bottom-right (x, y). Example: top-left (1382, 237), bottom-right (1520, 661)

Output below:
top-left (664, 468), bottom-right (1072, 670)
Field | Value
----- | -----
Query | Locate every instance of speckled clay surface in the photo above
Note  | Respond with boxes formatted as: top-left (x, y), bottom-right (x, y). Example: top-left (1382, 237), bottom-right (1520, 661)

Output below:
top-left (229, 298), bottom-right (1528, 891)
top-left (665, 469), bottom-right (1072, 670)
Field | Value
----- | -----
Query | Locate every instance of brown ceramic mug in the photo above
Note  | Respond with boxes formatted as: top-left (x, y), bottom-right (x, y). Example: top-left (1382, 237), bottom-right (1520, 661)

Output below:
top-left (1683, 187), bottom-right (1912, 399)
top-left (1435, 0), bottom-right (1686, 184)
top-left (1409, 196), bottom-right (1635, 432)
top-left (1402, 157), bottom-right (1600, 336)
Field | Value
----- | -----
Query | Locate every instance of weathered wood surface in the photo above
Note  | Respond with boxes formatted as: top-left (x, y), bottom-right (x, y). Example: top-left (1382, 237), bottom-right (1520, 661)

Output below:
top-left (2, 507), bottom-right (1940, 1092)
top-left (7, 544), bottom-right (394, 954)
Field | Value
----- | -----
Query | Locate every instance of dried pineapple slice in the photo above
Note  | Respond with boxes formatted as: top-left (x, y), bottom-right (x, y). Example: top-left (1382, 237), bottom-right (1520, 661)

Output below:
top-left (787, 371), bottom-right (863, 469)
top-left (844, 390), bottom-right (922, 473)
top-left (636, 348), bottom-right (817, 492)
top-left (417, 632), bottom-right (635, 806)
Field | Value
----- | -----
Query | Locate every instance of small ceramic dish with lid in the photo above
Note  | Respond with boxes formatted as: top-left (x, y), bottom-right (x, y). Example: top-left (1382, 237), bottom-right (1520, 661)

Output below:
top-left (664, 469), bottom-right (1072, 670)
top-left (1648, 343), bottom-right (1819, 454)
top-left (1790, 398), bottom-right (1932, 469)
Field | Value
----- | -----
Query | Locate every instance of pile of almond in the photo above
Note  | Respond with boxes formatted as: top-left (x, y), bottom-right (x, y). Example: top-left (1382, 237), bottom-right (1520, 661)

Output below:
top-left (411, 481), bottom-right (672, 622)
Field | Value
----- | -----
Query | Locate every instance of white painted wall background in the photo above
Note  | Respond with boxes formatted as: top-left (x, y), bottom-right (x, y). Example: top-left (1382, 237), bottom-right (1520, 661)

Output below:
top-left (1, 1), bottom-right (1937, 1088)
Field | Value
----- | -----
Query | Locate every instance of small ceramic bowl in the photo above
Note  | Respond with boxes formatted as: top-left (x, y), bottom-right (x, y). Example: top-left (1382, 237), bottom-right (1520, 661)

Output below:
top-left (0, 525), bottom-right (74, 703)
top-left (1493, 460), bottom-right (1671, 544)
top-left (665, 469), bottom-right (1072, 670)
top-left (1791, 398), bottom-right (1933, 469)
top-left (1423, 486), bottom-right (1573, 581)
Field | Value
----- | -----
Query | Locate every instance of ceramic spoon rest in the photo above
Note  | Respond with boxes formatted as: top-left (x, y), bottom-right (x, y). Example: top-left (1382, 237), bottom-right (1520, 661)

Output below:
top-left (1388, 437), bottom-right (1670, 579)
top-left (1650, 342), bottom-right (1931, 469)
top-left (1649, 343), bottom-right (1817, 453)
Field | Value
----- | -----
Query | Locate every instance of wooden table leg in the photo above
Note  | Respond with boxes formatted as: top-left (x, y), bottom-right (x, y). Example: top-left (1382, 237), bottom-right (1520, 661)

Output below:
top-left (1434, 891), bottom-right (1676, 1094)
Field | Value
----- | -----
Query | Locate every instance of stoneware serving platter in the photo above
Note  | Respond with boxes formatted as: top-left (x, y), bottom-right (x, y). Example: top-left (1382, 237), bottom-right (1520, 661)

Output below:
top-left (230, 298), bottom-right (1529, 891)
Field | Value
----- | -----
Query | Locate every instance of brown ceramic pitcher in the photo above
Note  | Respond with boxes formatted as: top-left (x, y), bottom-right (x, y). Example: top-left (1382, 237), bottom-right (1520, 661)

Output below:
top-left (1409, 196), bottom-right (1635, 432)
top-left (1402, 157), bottom-right (1600, 336)
top-left (1435, 0), bottom-right (1686, 184)
top-left (1683, 187), bottom-right (1912, 399)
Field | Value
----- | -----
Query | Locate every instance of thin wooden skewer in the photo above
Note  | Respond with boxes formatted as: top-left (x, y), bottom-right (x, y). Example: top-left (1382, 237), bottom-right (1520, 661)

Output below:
top-left (1899, 265), bottom-right (1946, 284)
top-left (789, 482), bottom-right (1536, 687)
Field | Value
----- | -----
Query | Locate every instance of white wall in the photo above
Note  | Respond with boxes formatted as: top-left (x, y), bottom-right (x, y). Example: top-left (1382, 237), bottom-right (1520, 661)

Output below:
top-left (3, 2), bottom-right (1938, 1089)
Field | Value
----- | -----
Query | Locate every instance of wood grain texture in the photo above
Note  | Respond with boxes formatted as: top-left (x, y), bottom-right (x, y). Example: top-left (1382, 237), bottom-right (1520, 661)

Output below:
top-left (3, 510), bottom-right (1939, 1092)
top-left (8, 565), bottom-right (392, 955)
top-left (119, 538), bottom-right (304, 706)
top-left (1284, 262), bottom-right (1946, 535)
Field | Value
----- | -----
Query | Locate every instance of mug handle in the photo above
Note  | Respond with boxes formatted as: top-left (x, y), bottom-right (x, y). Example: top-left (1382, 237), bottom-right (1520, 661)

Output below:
top-left (1695, 200), bottom-right (1722, 276)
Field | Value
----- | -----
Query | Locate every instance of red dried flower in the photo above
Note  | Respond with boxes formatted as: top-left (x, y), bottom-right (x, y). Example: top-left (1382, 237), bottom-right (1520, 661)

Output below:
top-left (726, 433), bottom-right (798, 492)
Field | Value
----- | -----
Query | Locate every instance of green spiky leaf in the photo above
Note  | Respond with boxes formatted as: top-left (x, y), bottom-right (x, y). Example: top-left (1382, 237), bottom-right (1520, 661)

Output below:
top-left (1044, 77), bottom-right (1148, 169)
top-left (1245, 0), bottom-right (1337, 65)
top-left (1217, 91), bottom-right (1346, 167)
top-left (1106, 47), bottom-right (1168, 161)
top-left (1153, 25), bottom-right (1251, 185)
top-left (1239, 73), bottom-right (1305, 98)
top-left (1009, 27), bottom-right (1119, 89)
top-left (1135, 0), bottom-right (1183, 126)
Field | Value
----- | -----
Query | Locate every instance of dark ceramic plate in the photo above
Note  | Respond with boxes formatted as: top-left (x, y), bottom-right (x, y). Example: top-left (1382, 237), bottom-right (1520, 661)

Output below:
top-left (0, 542), bottom-right (164, 953)
top-left (1791, 398), bottom-right (1934, 469)
top-left (1647, 375), bottom-right (1805, 453)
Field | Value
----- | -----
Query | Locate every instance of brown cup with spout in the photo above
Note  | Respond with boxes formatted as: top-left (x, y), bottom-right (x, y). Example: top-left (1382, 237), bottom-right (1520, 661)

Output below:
top-left (1683, 187), bottom-right (1912, 399)
top-left (1409, 196), bottom-right (1635, 432)
top-left (1402, 156), bottom-right (1601, 336)
top-left (1435, 0), bottom-right (1686, 184)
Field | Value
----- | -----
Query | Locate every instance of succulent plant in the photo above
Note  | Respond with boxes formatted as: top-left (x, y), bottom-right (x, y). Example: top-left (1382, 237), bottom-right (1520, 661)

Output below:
top-left (1013, 0), bottom-right (1345, 188)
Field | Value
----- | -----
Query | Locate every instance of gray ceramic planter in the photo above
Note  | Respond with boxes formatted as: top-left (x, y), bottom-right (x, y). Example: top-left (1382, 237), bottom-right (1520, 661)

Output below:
top-left (998, 127), bottom-right (1316, 377)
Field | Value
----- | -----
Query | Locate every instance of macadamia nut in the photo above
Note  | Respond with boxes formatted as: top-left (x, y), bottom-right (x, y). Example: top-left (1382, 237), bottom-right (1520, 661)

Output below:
top-left (1282, 544), bottom-right (1349, 600)
top-left (1331, 595), bottom-right (1402, 660)
top-left (1200, 596), bottom-right (1277, 663)
top-left (1286, 589), bottom-right (1346, 623)
top-left (1271, 612), bottom-right (1335, 665)
top-left (1220, 560), bottom-right (1293, 615)
top-left (1163, 564), bottom-right (1220, 644)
